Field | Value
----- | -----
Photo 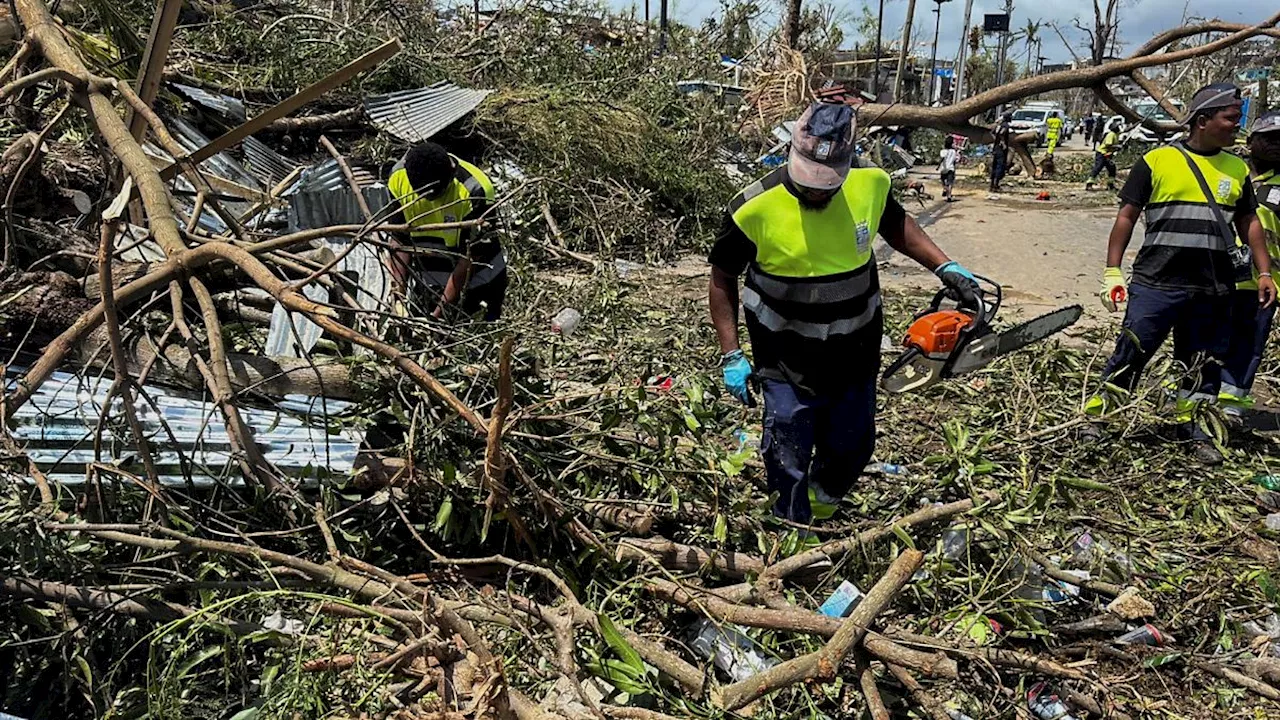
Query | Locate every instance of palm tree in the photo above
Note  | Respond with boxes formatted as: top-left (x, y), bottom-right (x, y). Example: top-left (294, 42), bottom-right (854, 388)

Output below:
top-left (1019, 19), bottom-right (1042, 75)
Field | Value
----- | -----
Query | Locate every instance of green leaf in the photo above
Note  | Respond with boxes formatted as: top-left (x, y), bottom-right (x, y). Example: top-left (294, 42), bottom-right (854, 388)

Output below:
top-left (75, 655), bottom-right (93, 689)
top-left (598, 614), bottom-right (645, 673)
top-left (1143, 652), bottom-right (1183, 669)
top-left (891, 524), bottom-right (916, 549)
top-left (227, 708), bottom-right (262, 720)
top-left (178, 645), bottom-right (224, 679)
top-left (713, 514), bottom-right (728, 543)
top-left (433, 497), bottom-right (454, 533)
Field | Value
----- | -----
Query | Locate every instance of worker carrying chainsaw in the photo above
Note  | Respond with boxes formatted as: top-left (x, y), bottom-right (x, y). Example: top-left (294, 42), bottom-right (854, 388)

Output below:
top-left (1087, 83), bottom-right (1277, 464)
top-left (1220, 111), bottom-right (1280, 415)
top-left (707, 101), bottom-right (984, 524)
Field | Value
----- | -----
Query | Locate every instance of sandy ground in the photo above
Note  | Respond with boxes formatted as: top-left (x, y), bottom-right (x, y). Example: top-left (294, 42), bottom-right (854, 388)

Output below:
top-left (880, 134), bottom-right (1134, 329)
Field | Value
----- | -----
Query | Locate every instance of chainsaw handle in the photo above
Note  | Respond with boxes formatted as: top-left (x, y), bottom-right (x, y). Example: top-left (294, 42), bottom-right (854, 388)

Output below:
top-left (926, 274), bottom-right (1001, 331)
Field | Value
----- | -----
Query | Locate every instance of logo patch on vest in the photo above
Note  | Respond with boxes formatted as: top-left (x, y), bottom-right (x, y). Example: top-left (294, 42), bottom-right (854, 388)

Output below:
top-left (856, 221), bottom-right (871, 254)
top-left (1216, 177), bottom-right (1233, 202)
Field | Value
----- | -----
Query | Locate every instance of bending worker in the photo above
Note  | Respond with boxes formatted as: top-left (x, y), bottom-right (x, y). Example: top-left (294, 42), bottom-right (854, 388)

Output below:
top-left (708, 101), bottom-right (981, 525)
top-left (1221, 111), bottom-right (1280, 414)
top-left (1088, 84), bottom-right (1276, 464)
top-left (387, 142), bottom-right (507, 320)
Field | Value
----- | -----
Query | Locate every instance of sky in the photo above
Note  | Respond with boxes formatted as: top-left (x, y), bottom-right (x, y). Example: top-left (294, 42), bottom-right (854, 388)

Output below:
top-left (610, 0), bottom-right (1276, 66)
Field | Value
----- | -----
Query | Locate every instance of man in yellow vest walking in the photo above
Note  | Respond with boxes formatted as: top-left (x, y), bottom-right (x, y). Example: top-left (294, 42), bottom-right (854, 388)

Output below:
top-left (1221, 111), bottom-right (1280, 414)
top-left (707, 102), bottom-right (982, 524)
top-left (387, 142), bottom-right (507, 320)
top-left (1045, 113), bottom-right (1063, 156)
top-left (1087, 84), bottom-right (1277, 463)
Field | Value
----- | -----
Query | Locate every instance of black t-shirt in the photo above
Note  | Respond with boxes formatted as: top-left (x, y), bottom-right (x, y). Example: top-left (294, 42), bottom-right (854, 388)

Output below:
top-left (1121, 150), bottom-right (1259, 294)
top-left (709, 193), bottom-right (907, 394)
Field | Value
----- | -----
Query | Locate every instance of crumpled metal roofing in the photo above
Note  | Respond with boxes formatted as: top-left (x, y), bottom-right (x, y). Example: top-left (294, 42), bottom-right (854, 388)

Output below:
top-left (241, 136), bottom-right (299, 188)
top-left (8, 368), bottom-right (364, 487)
top-left (364, 82), bottom-right (492, 143)
top-left (171, 82), bottom-right (248, 123)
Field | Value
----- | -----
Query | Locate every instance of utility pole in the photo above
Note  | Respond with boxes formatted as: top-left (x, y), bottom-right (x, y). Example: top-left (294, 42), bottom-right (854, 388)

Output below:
top-left (928, 0), bottom-right (952, 105)
top-left (893, 0), bottom-right (918, 101)
top-left (873, 0), bottom-right (885, 97)
top-left (953, 0), bottom-right (974, 103)
top-left (994, 0), bottom-right (1013, 117)
top-left (658, 0), bottom-right (668, 53)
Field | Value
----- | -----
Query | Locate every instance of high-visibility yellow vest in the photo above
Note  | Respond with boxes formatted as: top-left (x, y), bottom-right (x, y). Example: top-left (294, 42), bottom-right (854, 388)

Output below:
top-left (1098, 131), bottom-right (1119, 155)
top-left (1139, 144), bottom-right (1250, 254)
top-left (1046, 116), bottom-right (1062, 139)
top-left (387, 155), bottom-right (503, 288)
top-left (1240, 170), bottom-right (1280, 290)
top-left (729, 166), bottom-right (886, 341)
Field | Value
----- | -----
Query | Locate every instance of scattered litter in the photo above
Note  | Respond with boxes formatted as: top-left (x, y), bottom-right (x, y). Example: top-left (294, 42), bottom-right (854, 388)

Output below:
top-left (1106, 586), bottom-right (1156, 620)
top-left (881, 333), bottom-right (897, 351)
top-left (733, 429), bottom-right (759, 452)
top-left (1253, 474), bottom-right (1280, 491)
top-left (1265, 513), bottom-right (1280, 531)
top-left (1027, 682), bottom-right (1080, 720)
top-left (614, 259), bottom-right (642, 278)
top-left (818, 580), bottom-right (864, 618)
top-left (867, 462), bottom-right (908, 476)
top-left (1070, 527), bottom-right (1134, 581)
top-left (552, 308), bottom-right (582, 336)
top-left (687, 619), bottom-right (777, 682)
top-left (262, 610), bottom-right (305, 636)
top-left (940, 527), bottom-right (969, 561)
top-left (1115, 623), bottom-right (1173, 646)
top-left (1036, 190), bottom-right (1052, 201)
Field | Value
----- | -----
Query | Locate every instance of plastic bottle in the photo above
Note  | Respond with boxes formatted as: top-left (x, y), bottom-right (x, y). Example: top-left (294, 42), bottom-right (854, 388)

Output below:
top-left (1115, 624), bottom-right (1173, 646)
top-left (687, 619), bottom-right (777, 682)
top-left (940, 527), bottom-right (969, 561)
top-left (1070, 528), bottom-right (1134, 581)
top-left (551, 308), bottom-right (582, 336)
top-left (1027, 682), bottom-right (1080, 720)
top-left (733, 429), bottom-right (759, 453)
top-left (868, 462), bottom-right (909, 476)
top-left (1255, 475), bottom-right (1280, 492)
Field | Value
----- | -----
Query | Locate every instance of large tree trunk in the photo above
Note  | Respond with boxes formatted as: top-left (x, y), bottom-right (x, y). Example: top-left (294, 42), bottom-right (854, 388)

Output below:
top-left (783, 0), bottom-right (802, 49)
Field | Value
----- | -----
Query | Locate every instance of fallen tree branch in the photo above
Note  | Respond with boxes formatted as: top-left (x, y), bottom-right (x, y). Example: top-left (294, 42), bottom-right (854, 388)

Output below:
top-left (715, 549), bottom-right (924, 710)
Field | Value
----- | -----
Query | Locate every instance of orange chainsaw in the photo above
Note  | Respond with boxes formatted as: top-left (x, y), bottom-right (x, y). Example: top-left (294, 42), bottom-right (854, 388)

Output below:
top-left (881, 276), bottom-right (1082, 394)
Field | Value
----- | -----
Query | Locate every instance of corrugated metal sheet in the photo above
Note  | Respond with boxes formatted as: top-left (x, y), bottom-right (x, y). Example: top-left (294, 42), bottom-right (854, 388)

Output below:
top-left (8, 368), bottom-right (364, 487)
top-left (364, 82), bottom-right (492, 143)
top-left (242, 136), bottom-right (299, 188)
top-left (171, 82), bottom-right (248, 123)
top-left (264, 163), bottom-right (394, 357)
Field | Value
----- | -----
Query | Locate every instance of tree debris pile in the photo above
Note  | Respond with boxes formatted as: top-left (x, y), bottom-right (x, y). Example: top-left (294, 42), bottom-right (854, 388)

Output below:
top-left (4, 0), bottom-right (1280, 719)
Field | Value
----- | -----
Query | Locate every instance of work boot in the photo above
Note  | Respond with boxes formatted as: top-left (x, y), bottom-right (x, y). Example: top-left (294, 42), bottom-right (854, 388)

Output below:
top-left (808, 483), bottom-right (840, 521)
top-left (1190, 440), bottom-right (1224, 466)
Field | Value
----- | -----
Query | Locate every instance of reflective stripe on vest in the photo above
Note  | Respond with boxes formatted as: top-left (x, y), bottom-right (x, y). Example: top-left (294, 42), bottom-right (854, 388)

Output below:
top-left (387, 156), bottom-right (495, 246)
top-left (1140, 144), bottom-right (1250, 252)
top-left (729, 166), bottom-right (887, 340)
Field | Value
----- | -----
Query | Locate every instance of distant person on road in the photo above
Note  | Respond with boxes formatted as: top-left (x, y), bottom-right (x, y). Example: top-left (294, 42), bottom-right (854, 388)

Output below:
top-left (1082, 114), bottom-right (1096, 146)
top-left (707, 102), bottom-right (982, 527)
top-left (1045, 113), bottom-right (1063, 156)
top-left (1092, 115), bottom-right (1107, 147)
top-left (1084, 83), bottom-right (1276, 465)
top-left (1220, 111), bottom-right (1280, 414)
top-left (387, 142), bottom-right (507, 321)
top-left (1085, 120), bottom-right (1123, 191)
top-left (939, 135), bottom-right (959, 202)
top-left (990, 113), bottom-right (1011, 192)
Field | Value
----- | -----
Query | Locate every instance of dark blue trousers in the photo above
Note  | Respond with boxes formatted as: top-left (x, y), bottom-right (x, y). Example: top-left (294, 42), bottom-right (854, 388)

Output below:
top-left (1221, 289), bottom-right (1276, 400)
top-left (761, 377), bottom-right (876, 523)
top-left (1099, 282), bottom-right (1231, 439)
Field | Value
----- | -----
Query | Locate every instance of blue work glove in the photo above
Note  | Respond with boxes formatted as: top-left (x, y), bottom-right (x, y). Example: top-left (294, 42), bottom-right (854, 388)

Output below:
top-left (721, 349), bottom-right (754, 406)
top-left (934, 260), bottom-right (981, 309)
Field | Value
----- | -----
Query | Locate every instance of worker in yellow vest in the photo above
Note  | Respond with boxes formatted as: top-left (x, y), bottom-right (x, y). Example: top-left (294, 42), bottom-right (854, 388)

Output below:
top-left (708, 102), bottom-right (982, 525)
top-left (1045, 113), bottom-right (1063, 156)
top-left (1221, 111), bottom-right (1280, 414)
top-left (387, 142), bottom-right (507, 320)
top-left (1086, 84), bottom-right (1276, 464)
